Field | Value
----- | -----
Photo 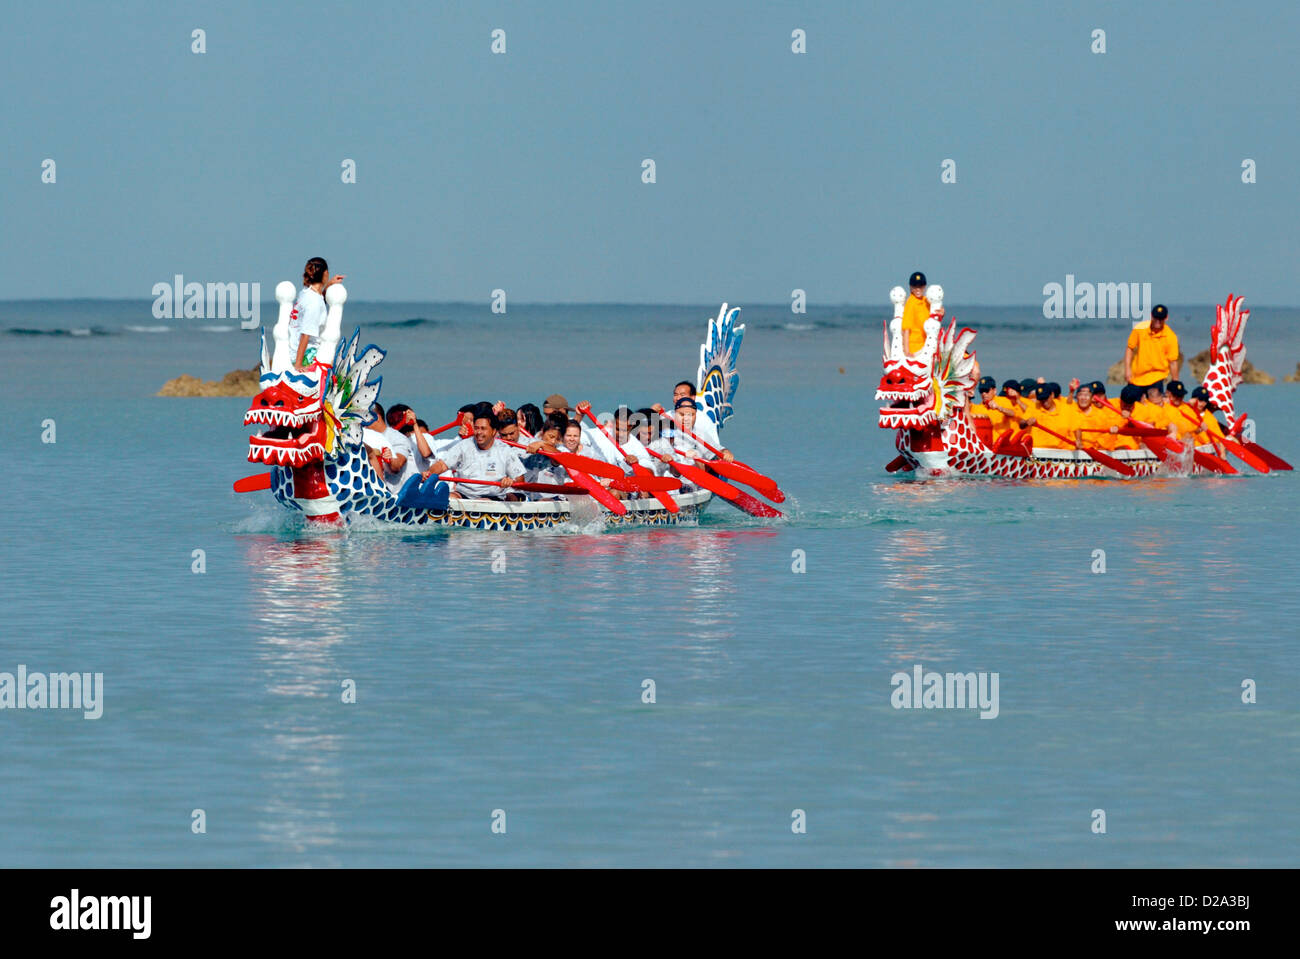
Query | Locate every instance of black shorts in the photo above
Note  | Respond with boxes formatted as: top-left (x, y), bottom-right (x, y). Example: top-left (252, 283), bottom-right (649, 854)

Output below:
top-left (1132, 379), bottom-right (1164, 394)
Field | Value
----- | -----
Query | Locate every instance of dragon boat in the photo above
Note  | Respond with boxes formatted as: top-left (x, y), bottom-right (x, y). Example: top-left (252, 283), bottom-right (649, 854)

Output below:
top-left (241, 283), bottom-right (746, 529)
top-left (878, 287), bottom-right (1265, 479)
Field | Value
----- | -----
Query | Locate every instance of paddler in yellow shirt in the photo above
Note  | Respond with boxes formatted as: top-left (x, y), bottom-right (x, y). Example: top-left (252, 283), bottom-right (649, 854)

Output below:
top-left (1163, 380), bottom-right (1202, 441)
top-left (901, 271), bottom-right (943, 353)
top-left (1071, 381), bottom-right (1107, 445)
top-left (968, 376), bottom-right (1001, 446)
top-left (1124, 304), bottom-right (1180, 391)
top-left (1023, 383), bottom-right (1080, 449)
top-left (1084, 381), bottom-right (1134, 450)
top-left (985, 379), bottom-right (1030, 448)
top-left (1135, 383), bottom-right (1178, 438)
top-left (1188, 385), bottom-right (1229, 455)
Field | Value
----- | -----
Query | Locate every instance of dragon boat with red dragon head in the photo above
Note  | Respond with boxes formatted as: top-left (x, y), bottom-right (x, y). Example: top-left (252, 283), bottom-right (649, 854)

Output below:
top-left (878, 285), bottom-right (1288, 478)
top-left (240, 283), bottom-right (752, 528)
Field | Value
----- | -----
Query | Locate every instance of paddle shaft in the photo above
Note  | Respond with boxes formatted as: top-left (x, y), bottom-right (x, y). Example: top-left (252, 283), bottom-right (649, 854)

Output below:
top-left (582, 410), bottom-right (679, 512)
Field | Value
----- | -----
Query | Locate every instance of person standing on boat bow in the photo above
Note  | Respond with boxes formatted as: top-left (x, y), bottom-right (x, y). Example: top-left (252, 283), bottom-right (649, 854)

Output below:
top-left (901, 271), bottom-right (943, 354)
top-left (289, 257), bottom-right (345, 370)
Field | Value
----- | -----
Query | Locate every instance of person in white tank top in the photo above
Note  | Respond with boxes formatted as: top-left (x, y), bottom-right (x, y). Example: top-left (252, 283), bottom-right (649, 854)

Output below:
top-left (290, 256), bottom-right (345, 369)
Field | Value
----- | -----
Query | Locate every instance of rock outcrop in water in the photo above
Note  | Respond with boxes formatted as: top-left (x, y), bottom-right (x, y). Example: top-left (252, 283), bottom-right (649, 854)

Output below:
top-left (157, 367), bottom-right (260, 397)
top-left (1105, 350), bottom-right (1274, 385)
top-left (1284, 363), bottom-right (1300, 383)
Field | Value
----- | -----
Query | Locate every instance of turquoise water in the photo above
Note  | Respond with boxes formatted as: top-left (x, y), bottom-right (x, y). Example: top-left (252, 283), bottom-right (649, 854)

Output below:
top-left (3, 300), bottom-right (1298, 866)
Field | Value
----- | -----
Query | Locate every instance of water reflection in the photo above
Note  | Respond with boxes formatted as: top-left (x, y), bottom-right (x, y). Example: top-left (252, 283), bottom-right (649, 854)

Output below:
top-left (242, 535), bottom-right (350, 861)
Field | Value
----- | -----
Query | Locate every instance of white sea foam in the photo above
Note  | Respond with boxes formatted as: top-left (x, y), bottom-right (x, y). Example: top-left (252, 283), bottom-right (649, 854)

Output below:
top-left (125, 325), bottom-right (170, 333)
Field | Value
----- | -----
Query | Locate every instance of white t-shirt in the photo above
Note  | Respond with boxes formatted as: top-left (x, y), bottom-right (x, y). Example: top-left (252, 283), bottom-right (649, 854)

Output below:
top-left (581, 424), bottom-right (650, 473)
top-left (405, 429), bottom-right (440, 475)
top-left (520, 448), bottom-right (568, 498)
top-left (288, 287), bottom-right (327, 359)
top-left (438, 437), bottom-right (525, 498)
top-left (380, 429), bottom-right (417, 495)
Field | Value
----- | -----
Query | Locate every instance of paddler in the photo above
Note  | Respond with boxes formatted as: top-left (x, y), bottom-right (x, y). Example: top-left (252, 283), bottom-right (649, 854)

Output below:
top-left (1123, 304), bottom-right (1180, 391)
top-left (1071, 382), bottom-right (1106, 443)
top-left (1134, 383), bottom-right (1178, 438)
top-left (651, 381), bottom-right (734, 460)
top-left (1022, 383), bottom-right (1081, 449)
top-left (1163, 380), bottom-right (1201, 442)
top-left (968, 376), bottom-right (1003, 446)
top-left (1084, 381), bottom-right (1137, 451)
top-left (901, 271), bottom-right (943, 353)
top-left (986, 380), bottom-right (1030, 449)
top-left (1188, 386), bottom-right (1229, 455)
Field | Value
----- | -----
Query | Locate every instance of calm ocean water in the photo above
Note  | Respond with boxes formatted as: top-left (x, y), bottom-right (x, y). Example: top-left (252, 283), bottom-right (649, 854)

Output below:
top-left (3, 299), bottom-right (1298, 867)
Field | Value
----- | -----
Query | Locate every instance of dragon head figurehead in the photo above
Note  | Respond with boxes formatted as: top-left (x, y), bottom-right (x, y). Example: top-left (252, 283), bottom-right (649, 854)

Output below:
top-left (242, 282), bottom-right (385, 521)
top-left (245, 365), bottom-right (328, 467)
top-left (876, 285), bottom-right (978, 440)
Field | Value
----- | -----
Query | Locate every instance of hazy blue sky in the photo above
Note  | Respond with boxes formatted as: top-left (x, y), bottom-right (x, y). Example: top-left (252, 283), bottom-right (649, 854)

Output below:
top-left (3, 0), bottom-right (1297, 304)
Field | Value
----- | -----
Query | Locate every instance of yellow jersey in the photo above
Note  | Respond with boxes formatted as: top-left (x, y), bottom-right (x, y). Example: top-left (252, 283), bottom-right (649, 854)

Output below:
top-left (901, 294), bottom-right (931, 353)
top-left (1126, 324), bottom-right (1179, 386)
top-left (1029, 402), bottom-right (1078, 449)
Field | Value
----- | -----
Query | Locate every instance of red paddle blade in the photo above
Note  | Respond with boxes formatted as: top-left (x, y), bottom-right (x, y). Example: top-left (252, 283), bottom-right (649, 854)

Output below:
top-left (234, 472), bottom-right (272, 493)
top-left (566, 469), bottom-right (627, 515)
top-left (725, 489), bottom-right (783, 518)
top-left (609, 473), bottom-right (682, 494)
top-left (628, 463), bottom-right (679, 511)
top-left (704, 458), bottom-right (785, 502)
top-left (544, 449), bottom-right (624, 481)
top-left (1218, 438), bottom-right (1269, 473)
top-left (1143, 438), bottom-right (1170, 462)
top-left (670, 461), bottom-right (740, 501)
top-left (1085, 447), bottom-right (1135, 477)
top-left (885, 454), bottom-right (908, 472)
top-left (1243, 441), bottom-right (1292, 470)
top-left (1118, 425), bottom-right (1168, 438)
top-left (1193, 450), bottom-right (1236, 474)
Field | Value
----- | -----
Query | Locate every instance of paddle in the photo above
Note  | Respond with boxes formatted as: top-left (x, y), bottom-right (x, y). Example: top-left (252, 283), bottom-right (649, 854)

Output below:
top-left (1024, 422), bottom-right (1137, 476)
top-left (495, 440), bottom-right (628, 512)
top-left (441, 476), bottom-right (587, 495)
top-left (581, 410), bottom-right (679, 513)
top-left (234, 473), bottom-right (272, 493)
top-left (646, 450), bottom-right (782, 518)
top-left (1170, 405), bottom-right (1269, 473)
top-left (500, 438), bottom-right (626, 481)
top-left (885, 455), bottom-right (908, 472)
top-left (659, 410), bottom-right (786, 502)
top-left (671, 448), bottom-right (785, 503)
top-left (1092, 399), bottom-right (1192, 465)
top-left (1081, 424), bottom-right (1169, 438)
top-left (1222, 413), bottom-right (1290, 468)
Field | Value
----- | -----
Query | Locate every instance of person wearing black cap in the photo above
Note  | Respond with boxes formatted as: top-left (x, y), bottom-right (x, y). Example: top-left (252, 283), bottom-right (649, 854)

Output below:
top-left (1188, 386), bottom-right (1228, 454)
top-left (1024, 382), bottom-right (1080, 449)
top-left (1124, 304), bottom-right (1180, 391)
top-left (968, 376), bottom-right (1001, 446)
top-left (1163, 380), bottom-right (1201, 442)
top-left (901, 271), bottom-right (943, 353)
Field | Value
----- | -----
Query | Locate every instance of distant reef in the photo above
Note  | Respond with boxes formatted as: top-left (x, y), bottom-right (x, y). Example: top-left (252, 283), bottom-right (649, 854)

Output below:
top-left (158, 367), bottom-right (259, 397)
top-left (1106, 350), bottom-right (1275, 385)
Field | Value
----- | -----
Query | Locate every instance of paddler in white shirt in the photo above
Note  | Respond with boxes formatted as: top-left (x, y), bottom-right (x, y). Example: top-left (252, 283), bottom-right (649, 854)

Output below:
top-left (420, 411), bottom-right (525, 500)
top-left (647, 397), bottom-right (714, 485)
top-left (520, 414), bottom-right (570, 498)
top-left (651, 381), bottom-right (735, 462)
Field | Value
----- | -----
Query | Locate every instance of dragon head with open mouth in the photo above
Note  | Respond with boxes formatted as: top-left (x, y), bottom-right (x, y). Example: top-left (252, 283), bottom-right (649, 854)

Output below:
top-left (876, 285), bottom-right (977, 436)
top-left (244, 365), bottom-right (328, 468)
